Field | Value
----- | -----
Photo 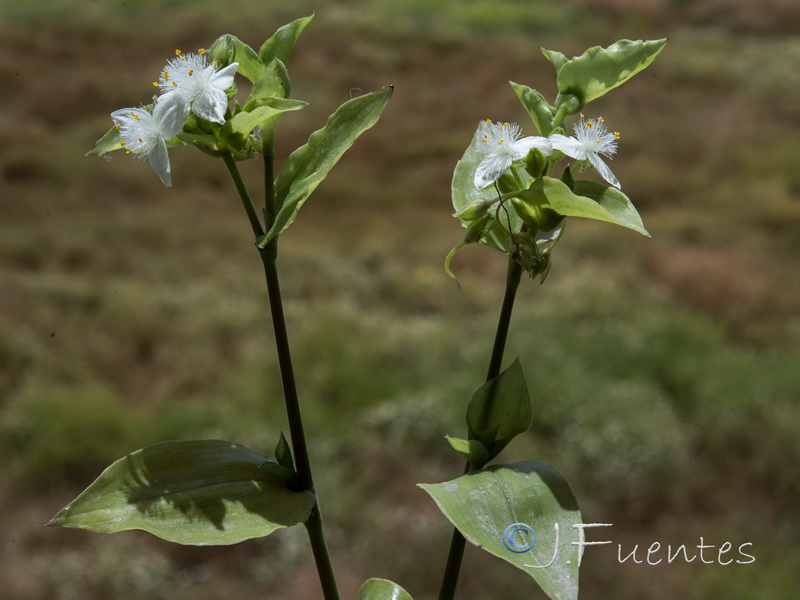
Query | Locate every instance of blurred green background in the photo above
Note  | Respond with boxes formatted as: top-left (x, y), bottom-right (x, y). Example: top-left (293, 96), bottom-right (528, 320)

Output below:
top-left (1, 0), bottom-right (799, 598)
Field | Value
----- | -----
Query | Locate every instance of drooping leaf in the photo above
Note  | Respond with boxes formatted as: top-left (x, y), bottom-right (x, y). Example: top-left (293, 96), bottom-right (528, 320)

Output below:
top-left (357, 579), bottom-right (414, 600)
top-left (48, 439), bottom-right (315, 546)
top-left (518, 177), bottom-right (648, 236)
top-left (260, 85), bottom-right (394, 246)
top-left (465, 358), bottom-right (532, 463)
top-left (259, 15), bottom-right (314, 66)
top-left (509, 82), bottom-right (556, 136)
top-left (555, 39), bottom-right (667, 106)
top-left (419, 461), bottom-right (583, 600)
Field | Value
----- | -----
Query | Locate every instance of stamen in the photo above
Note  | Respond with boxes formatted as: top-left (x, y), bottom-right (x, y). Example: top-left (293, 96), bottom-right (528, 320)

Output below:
top-left (120, 141), bottom-right (126, 147)
top-left (152, 82), bottom-right (158, 87)
top-left (497, 140), bottom-right (505, 145)
top-left (481, 137), bottom-right (488, 143)
top-left (115, 125), bottom-right (121, 130)
top-left (614, 132), bottom-right (621, 139)
top-left (485, 119), bottom-right (492, 123)
top-left (138, 137), bottom-right (143, 143)
top-left (175, 49), bottom-right (182, 55)
top-left (198, 48), bottom-right (205, 54)
top-left (125, 150), bottom-right (132, 154)
top-left (585, 121), bottom-right (593, 128)
top-left (598, 117), bottom-right (605, 123)
top-left (187, 70), bottom-right (194, 76)
top-left (163, 71), bottom-right (170, 79)
top-left (130, 112), bottom-right (140, 121)
top-left (171, 81), bottom-right (178, 87)
top-left (211, 61), bottom-right (217, 65)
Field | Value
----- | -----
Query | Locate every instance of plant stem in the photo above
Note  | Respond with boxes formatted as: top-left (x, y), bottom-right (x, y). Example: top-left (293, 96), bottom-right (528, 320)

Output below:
top-left (438, 256), bottom-right (523, 600)
top-left (223, 151), bottom-right (340, 600)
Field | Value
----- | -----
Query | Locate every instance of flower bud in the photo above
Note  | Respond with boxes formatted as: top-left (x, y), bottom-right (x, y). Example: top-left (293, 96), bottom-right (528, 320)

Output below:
top-left (209, 34), bottom-right (238, 68)
top-left (523, 147), bottom-right (547, 179)
top-left (554, 91), bottom-right (583, 115)
top-left (454, 198), bottom-right (495, 222)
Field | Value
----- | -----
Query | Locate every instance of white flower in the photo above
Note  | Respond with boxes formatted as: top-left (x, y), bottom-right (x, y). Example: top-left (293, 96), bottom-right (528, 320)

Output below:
top-left (549, 115), bottom-right (621, 188)
top-left (111, 93), bottom-right (190, 187)
top-left (474, 120), bottom-right (553, 190)
top-left (158, 49), bottom-right (238, 124)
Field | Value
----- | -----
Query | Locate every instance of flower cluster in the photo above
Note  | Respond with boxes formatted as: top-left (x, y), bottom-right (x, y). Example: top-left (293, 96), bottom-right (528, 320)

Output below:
top-left (111, 49), bottom-right (239, 186)
top-left (474, 115), bottom-right (621, 191)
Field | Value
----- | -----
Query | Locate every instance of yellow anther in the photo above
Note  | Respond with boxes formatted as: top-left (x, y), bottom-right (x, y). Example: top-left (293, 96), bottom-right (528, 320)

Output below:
top-left (130, 112), bottom-right (140, 120)
top-left (485, 119), bottom-right (492, 123)
top-left (187, 69), bottom-right (194, 76)
top-left (198, 48), bottom-right (205, 54)
top-left (211, 61), bottom-right (217, 65)
top-left (579, 112), bottom-right (584, 118)
top-left (125, 150), bottom-right (132, 154)
top-left (138, 137), bottom-right (143, 142)
top-left (152, 82), bottom-right (158, 87)
top-left (596, 139), bottom-right (602, 144)
top-left (163, 71), bottom-right (169, 79)
top-left (120, 141), bottom-right (126, 147)
top-left (497, 140), bottom-right (505, 145)
top-left (598, 116), bottom-right (605, 123)
top-left (175, 49), bottom-right (182, 55)
top-left (481, 137), bottom-right (488, 143)
top-left (614, 132), bottom-right (621, 139)
top-left (172, 81), bottom-right (178, 87)
top-left (115, 124), bottom-right (121, 130)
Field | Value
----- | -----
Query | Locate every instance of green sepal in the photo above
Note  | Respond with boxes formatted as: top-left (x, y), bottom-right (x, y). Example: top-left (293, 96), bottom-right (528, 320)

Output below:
top-left (47, 439), bottom-right (315, 546)
top-left (466, 358), bottom-right (532, 462)
top-left (517, 177), bottom-right (649, 236)
top-left (220, 98), bottom-right (308, 152)
top-left (210, 34), bottom-right (264, 83)
top-left (555, 39), bottom-right (667, 108)
top-left (259, 15), bottom-right (314, 66)
top-left (259, 85), bottom-right (394, 246)
top-left (86, 124), bottom-right (124, 156)
top-left (509, 82), bottom-right (556, 136)
top-left (445, 435), bottom-right (490, 469)
top-left (275, 432), bottom-right (294, 471)
top-left (357, 579), bottom-right (414, 600)
top-left (419, 461), bottom-right (583, 600)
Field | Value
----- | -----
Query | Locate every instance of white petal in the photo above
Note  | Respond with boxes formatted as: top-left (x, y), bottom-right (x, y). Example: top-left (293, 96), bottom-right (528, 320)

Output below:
top-left (549, 134), bottom-right (585, 160)
top-left (475, 155), bottom-right (512, 189)
top-left (514, 136), bottom-right (553, 158)
top-left (152, 93), bottom-right (190, 138)
top-left (148, 139), bottom-right (172, 187)
top-left (191, 87), bottom-right (229, 123)
top-left (211, 62), bottom-right (238, 91)
top-left (587, 152), bottom-right (621, 189)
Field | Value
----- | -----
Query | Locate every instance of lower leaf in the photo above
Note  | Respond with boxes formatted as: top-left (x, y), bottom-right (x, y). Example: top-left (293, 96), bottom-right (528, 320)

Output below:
top-left (419, 460), bottom-right (583, 600)
top-left (48, 439), bottom-right (315, 546)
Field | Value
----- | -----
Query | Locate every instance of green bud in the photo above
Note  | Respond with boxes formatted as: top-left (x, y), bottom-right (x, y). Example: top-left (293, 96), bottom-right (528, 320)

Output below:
top-left (464, 213), bottom-right (493, 243)
top-left (523, 147), bottom-right (547, 179)
top-left (455, 198), bottom-right (495, 222)
top-left (509, 197), bottom-right (564, 233)
top-left (554, 91), bottom-right (583, 115)
top-left (209, 34), bottom-right (237, 67)
top-left (560, 165), bottom-right (575, 190)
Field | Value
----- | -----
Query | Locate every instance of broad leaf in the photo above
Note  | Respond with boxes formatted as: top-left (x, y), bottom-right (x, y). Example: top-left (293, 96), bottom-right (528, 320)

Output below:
top-left (259, 15), bottom-right (314, 66)
top-left (48, 439), bottom-right (315, 546)
top-left (509, 82), bottom-right (556, 136)
top-left (244, 59), bottom-right (292, 110)
top-left (556, 39), bottom-right (667, 106)
top-left (419, 461), bottom-right (583, 600)
top-left (466, 358), bottom-right (532, 464)
top-left (518, 177), bottom-right (648, 236)
top-left (357, 579), bottom-right (414, 600)
top-left (260, 85), bottom-right (394, 246)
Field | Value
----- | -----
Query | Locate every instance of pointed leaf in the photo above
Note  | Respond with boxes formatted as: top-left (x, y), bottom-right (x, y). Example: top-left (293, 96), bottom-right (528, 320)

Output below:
top-left (509, 82), bottom-right (556, 136)
top-left (259, 15), bottom-right (314, 66)
top-left (556, 39), bottom-right (667, 105)
top-left (419, 461), bottom-right (583, 600)
top-left (275, 432), bottom-right (294, 471)
top-left (357, 579), bottom-right (414, 600)
top-left (210, 35), bottom-right (264, 83)
top-left (466, 358), bottom-right (532, 462)
top-left (260, 86), bottom-right (393, 246)
top-left (518, 177), bottom-right (648, 236)
top-left (445, 436), bottom-right (490, 468)
top-left (48, 439), bottom-right (315, 546)
top-left (244, 59), bottom-right (292, 109)
top-left (541, 48), bottom-right (568, 74)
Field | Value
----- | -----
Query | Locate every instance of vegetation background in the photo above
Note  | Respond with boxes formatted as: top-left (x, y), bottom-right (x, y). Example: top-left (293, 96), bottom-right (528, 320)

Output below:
top-left (1, 0), bottom-right (799, 598)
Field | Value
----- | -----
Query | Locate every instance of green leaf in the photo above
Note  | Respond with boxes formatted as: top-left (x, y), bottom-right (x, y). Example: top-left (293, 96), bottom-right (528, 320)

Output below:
top-left (86, 124), bottom-right (124, 156)
top-left (540, 48), bottom-right (568, 74)
top-left (556, 39), bottom-right (667, 106)
top-left (466, 358), bottom-right (531, 462)
top-left (244, 59), bottom-right (292, 109)
top-left (275, 432), bottom-right (294, 471)
top-left (259, 15), bottom-right (314, 66)
top-left (509, 82), bottom-right (556, 136)
top-left (220, 98), bottom-right (307, 150)
top-left (419, 461), bottom-right (583, 600)
top-left (357, 579), bottom-right (414, 600)
top-left (445, 435), bottom-right (490, 468)
top-left (451, 123), bottom-right (526, 254)
top-left (260, 86), bottom-right (394, 246)
top-left (518, 177), bottom-right (649, 236)
top-left (48, 439), bottom-right (315, 546)
top-left (210, 34), bottom-right (264, 83)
